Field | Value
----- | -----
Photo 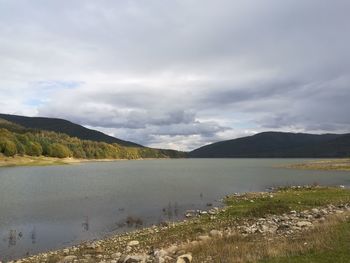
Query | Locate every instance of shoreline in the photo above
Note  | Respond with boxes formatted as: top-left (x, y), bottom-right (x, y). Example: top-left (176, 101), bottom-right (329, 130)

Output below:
top-left (282, 158), bottom-right (350, 171)
top-left (7, 185), bottom-right (350, 263)
top-left (0, 155), bottom-right (178, 168)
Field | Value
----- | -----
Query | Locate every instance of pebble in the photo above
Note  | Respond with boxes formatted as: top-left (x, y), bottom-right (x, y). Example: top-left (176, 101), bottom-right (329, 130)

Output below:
top-left (197, 235), bottom-right (211, 242)
top-left (127, 240), bottom-right (140, 246)
top-left (177, 254), bottom-right (193, 263)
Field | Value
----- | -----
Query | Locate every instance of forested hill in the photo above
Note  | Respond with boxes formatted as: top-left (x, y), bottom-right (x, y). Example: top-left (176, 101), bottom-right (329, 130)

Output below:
top-left (0, 117), bottom-right (186, 159)
top-left (0, 113), bottom-right (140, 147)
top-left (189, 132), bottom-right (350, 158)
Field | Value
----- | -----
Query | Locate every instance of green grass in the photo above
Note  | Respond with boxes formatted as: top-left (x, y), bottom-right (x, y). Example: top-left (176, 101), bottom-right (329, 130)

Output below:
top-left (223, 187), bottom-right (350, 218)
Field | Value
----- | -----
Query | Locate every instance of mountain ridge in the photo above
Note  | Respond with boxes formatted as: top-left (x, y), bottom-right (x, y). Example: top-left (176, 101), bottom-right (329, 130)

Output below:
top-left (189, 131), bottom-right (350, 158)
top-left (0, 113), bottom-right (141, 147)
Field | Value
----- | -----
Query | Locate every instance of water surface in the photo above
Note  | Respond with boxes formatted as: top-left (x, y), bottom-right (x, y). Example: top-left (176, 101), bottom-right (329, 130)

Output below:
top-left (1, 158), bottom-right (350, 260)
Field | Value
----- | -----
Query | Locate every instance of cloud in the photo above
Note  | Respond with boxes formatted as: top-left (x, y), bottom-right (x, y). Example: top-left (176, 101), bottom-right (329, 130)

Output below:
top-left (0, 0), bottom-right (350, 150)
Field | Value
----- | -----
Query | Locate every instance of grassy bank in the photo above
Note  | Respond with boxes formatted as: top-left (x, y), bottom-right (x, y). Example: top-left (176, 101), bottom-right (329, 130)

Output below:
top-left (284, 159), bottom-right (350, 171)
top-left (0, 155), bottom-right (72, 167)
top-left (17, 186), bottom-right (350, 263)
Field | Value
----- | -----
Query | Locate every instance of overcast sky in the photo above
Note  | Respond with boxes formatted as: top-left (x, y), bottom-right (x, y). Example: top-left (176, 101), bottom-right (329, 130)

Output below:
top-left (0, 0), bottom-right (349, 150)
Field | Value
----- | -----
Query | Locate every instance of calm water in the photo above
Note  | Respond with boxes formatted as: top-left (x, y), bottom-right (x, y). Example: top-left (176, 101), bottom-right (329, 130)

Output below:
top-left (1, 158), bottom-right (350, 260)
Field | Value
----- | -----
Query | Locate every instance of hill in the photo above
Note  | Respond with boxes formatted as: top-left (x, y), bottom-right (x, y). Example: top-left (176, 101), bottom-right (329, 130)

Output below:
top-left (0, 115), bottom-right (186, 160)
top-left (0, 113), bottom-right (141, 147)
top-left (189, 131), bottom-right (350, 158)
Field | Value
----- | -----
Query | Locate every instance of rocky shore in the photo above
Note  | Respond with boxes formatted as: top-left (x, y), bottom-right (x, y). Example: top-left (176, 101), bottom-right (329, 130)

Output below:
top-left (4, 186), bottom-right (350, 263)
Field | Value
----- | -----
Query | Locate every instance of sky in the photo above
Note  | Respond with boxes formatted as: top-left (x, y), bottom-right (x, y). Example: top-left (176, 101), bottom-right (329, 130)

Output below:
top-left (0, 0), bottom-right (349, 151)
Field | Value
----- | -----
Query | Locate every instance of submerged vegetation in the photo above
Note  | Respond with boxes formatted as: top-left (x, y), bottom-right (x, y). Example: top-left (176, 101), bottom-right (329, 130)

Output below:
top-left (0, 118), bottom-right (186, 160)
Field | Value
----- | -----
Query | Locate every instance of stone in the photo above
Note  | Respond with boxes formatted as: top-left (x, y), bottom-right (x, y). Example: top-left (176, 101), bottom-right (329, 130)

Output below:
top-left (123, 254), bottom-right (148, 263)
top-left (60, 255), bottom-right (77, 263)
top-left (112, 252), bottom-right (122, 259)
top-left (311, 208), bottom-right (319, 213)
top-left (154, 249), bottom-right (168, 258)
top-left (296, 221), bottom-right (312, 228)
top-left (209, 230), bottom-right (223, 237)
top-left (165, 245), bottom-right (178, 254)
top-left (156, 257), bottom-right (165, 263)
top-left (127, 240), bottom-right (140, 246)
top-left (197, 235), bottom-right (211, 242)
top-left (190, 240), bottom-right (199, 246)
top-left (176, 254), bottom-right (192, 263)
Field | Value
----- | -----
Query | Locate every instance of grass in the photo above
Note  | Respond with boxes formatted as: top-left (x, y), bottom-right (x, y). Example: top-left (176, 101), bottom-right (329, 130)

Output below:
top-left (259, 218), bottom-right (350, 263)
top-left (151, 187), bottom-right (350, 262)
top-left (190, 215), bottom-right (350, 263)
top-left (221, 186), bottom-right (350, 219)
top-left (285, 159), bottom-right (350, 171)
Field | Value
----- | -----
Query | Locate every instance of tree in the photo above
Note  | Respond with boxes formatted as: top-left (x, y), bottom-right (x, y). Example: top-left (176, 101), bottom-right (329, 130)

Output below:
top-left (48, 143), bottom-right (72, 158)
top-left (25, 142), bottom-right (43, 156)
top-left (2, 140), bottom-right (17, 157)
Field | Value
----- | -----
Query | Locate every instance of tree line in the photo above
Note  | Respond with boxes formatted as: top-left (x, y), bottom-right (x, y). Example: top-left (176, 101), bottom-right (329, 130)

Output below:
top-left (0, 128), bottom-right (185, 159)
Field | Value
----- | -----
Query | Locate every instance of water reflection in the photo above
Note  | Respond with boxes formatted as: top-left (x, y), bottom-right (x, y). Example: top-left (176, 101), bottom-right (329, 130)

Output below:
top-left (31, 226), bottom-right (36, 244)
top-left (82, 216), bottom-right (89, 231)
top-left (8, 229), bottom-right (17, 247)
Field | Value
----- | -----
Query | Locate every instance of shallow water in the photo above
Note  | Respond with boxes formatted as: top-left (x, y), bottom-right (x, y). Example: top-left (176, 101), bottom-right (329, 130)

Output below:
top-left (1, 158), bottom-right (350, 260)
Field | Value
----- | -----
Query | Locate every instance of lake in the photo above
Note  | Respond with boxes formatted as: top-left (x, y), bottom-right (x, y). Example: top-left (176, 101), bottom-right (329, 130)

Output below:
top-left (1, 158), bottom-right (350, 260)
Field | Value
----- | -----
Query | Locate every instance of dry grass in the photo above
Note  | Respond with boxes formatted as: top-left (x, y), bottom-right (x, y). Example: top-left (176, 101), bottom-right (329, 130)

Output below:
top-left (0, 155), bottom-right (70, 167)
top-left (191, 214), bottom-right (349, 263)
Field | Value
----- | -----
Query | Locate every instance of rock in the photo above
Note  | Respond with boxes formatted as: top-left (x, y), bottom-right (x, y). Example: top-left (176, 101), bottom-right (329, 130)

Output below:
top-left (112, 252), bottom-right (122, 259)
top-left (208, 207), bottom-right (219, 215)
top-left (123, 254), bottom-right (148, 263)
top-left (190, 240), bottom-right (199, 246)
top-left (127, 240), bottom-right (140, 246)
top-left (165, 245), bottom-right (178, 254)
top-left (59, 255), bottom-right (77, 263)
top-left (177, 254), bottom-right (192, 263)
top-left (154, 249), bottom-right (168, 258)
top-left (296, 221), bottom-right (312, 228)
top-left (197, 235), bottom-right (211, 242)
top-left (209, 230), bottom-right (223, 237)
top-left (86, 242), bottom-right (98, 249)
top-left (155, 257), bottom-right (165, 263)
top-left (63, 248), bottom-right (70, 255)
top-left (311, 208), bottom-right (319, 213)
top-left (260, 225), bottom-right (269, 232)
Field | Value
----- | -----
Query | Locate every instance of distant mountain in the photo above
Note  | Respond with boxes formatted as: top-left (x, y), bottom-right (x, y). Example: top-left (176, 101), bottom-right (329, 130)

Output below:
top-left (189, 132), bottom-right (350, 158)
top-left (0, 113), bottom-right (141, 147)
top-left (0, 115), bottom-right (186, 159)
